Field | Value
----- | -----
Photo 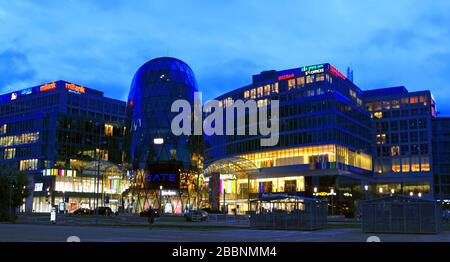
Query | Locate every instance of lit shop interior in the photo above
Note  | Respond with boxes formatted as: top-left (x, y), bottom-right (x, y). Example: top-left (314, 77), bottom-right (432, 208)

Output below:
top-left (32, 161), bottom-right (130, 213)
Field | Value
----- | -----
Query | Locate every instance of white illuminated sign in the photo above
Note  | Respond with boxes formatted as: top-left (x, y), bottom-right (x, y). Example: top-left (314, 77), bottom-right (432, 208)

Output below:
top-left (34, 183), bottom-right (43, 192)
top-left (305, 68), bottom-right (324, 75)
top-left (11, 93), bottom-right (17, 100)
top-left (153, 138), bottom-right (164, 144)
top-left (220, 174), bottom-right (236, 180)
top-left (161, 190), bottom-right (177, 196)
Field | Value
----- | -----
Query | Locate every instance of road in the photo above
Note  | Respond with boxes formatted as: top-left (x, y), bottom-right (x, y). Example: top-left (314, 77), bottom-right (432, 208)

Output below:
top-left (1, 223), bottom-right (450, 242)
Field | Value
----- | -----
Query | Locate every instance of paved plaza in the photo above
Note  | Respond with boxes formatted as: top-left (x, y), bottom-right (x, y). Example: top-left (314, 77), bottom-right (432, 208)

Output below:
top-left (1, 223), bottom-right (449, 242)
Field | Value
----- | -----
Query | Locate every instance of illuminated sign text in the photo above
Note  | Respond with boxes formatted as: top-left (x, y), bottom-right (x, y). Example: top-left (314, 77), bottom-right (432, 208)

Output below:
top-left (278, 73), bottom-right (295, 81)
top-left (40, 82), bottom-right (57, 92)
top-left (65, 83), bottom-right (86, 94)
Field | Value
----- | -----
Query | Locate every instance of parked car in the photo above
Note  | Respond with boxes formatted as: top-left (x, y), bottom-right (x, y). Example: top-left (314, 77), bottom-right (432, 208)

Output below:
top-left (94, 207), bottom-right (113, 216)
top-left (139, 208), bottom-right (161, 218)
top-left (184, 210), bottom-right (208, 222)
top-left (72, 208), bottom-right (93, 215)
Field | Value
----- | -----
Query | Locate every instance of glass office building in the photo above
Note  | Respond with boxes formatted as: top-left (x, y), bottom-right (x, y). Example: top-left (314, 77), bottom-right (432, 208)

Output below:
top-left (0, 80), bottom-right (128, 213)
top-left (205, 64), bottom-right (373, 215)
top-left (432, 117), bottom-right (450, 207)
top-left (126, 57), bottom-right (204, 214)
top-left (364, 87), bottom-right (435, 199)
top-left (205, 63), bottom-right (440, 216)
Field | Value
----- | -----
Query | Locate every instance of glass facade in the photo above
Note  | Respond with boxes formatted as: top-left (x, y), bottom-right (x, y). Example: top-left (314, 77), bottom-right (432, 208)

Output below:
top-left (126, 57), bottom-right (204, 214)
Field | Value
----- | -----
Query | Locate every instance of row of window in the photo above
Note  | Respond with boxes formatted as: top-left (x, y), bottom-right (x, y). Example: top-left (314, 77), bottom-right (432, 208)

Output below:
top-left (376, 144), bottom-right (429, 157)
top-left (67, 94), bottom-right (125, 114)
top-left (67, 107), bottom-right (126, 123)
top-left (0, 132), bottom-right (40, 147)
top-left (375, 156), bottom-right (430, 173)
top-left (366, 96), bottom-right (429, 111)
top-left (375, 119), bottom-right (427, 131)
top-left (376, 131), bottom-right (429, 145)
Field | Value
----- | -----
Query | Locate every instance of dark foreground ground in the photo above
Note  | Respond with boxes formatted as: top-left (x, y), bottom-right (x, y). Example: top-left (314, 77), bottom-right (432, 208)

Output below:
top-left (1, 223), bottom-right (450, 242)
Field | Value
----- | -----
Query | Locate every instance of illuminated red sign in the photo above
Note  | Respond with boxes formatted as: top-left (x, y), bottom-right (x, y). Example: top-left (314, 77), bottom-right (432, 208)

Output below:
top-left (278, 73), bottom-right (295, 81)
top-left (329, 65), bottom-right (346, 80)
top-left (65, 83), bottom-right (86, 94)
top-left (40, 82), bottom-right (57, 92)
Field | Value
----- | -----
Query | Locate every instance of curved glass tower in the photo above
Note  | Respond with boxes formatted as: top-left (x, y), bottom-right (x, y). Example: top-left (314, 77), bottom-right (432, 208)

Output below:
top-left (126, 57), bottom-right (204, 213)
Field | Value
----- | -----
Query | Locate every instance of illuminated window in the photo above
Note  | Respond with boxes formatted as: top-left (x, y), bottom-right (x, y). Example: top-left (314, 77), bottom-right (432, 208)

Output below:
top-left (316, 73), bottom-right (325, 82)
top-left (271, 83), bottom-right (279, 94)
top-left (264, 85), bottom-right (270, 96)
top-left (373, 112), bottom-right (383, 119)
top-left (373, 101), bottom-right (382, 111)
top-left (170, 149), bottom-right (176, 160)
top-left (297, 77), bottom-right (305, 87)
top-left (419, 96), bottom-right (428, 105)
top-left (349, 89), bottom-right (356, 98)
top-left (401, 98), bottom-right (409, 107)
top-left (104, 124), bottom-right (114, 137)
top-left (410, 97), bottom-right (418, 104)
top-left (383, 101), bottom-right (390, 110)
top-left (392, 158), bottom-right (401, 173)
top-left (376, 134), bottom-right (386, 144)
top-left (306, 75), bottom-right (314, 84)
top-left (391, 146), bottom-right (400, 156)
top-left (357, 98), bottom-right (362, 107)
top-left (250, 89), bottom-right (256, 99)
top-left (257, 99), bottom-right (268, 108)
top-left (365, 102), bottom-right (373, 111)
top-left (3, 148), bottom-right (15, 159)
top-left (257, 87), bottom-right (263, 98)
top-left (244, 91), bottom-right (249, 99)
top-left (421, 157), bottom-right (430, 171)
top-left (402, 158), bottom-right (410, 172)
top-left (288, 79), bottom-right (296, 90)
top-left (392, 100), bottom-right (400, 109)
top-left (411, 157), bottom-right (420, 172)
top-left (0, 124), bottom-right (6, 135)
top-left (20, 159), bottom-right (38, 171)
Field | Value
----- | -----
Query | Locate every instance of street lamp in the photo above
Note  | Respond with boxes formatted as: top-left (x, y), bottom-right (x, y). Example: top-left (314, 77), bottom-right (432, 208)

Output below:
top-left (390, 188), bottom-right (395, 196)
top-left (313, 187), bottom-right (318, 196)
top-left (418, 192), bottom-right (422, 198)
top-left (364, 185), bottom-right (369, 200)
top-left (328, 188), bottom-right (336, 216)
top-left (410, 192), bottom-right (414, 197)
top-left (159, 185), bottom-right (163, 214)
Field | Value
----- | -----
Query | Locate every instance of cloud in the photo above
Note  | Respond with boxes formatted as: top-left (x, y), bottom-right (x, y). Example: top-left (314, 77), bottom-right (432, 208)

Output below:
top-left (0, 0), bottom-right (449, 113)
top-left (0, 49), bottom-right (36, 90)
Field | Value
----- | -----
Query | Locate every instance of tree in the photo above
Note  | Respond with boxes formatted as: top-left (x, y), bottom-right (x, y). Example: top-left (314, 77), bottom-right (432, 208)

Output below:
top-left (0, 167), bottom-right (31, 222)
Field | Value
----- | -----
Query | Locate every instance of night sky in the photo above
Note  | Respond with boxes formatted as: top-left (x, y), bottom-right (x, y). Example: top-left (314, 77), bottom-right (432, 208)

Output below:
top-left (0, 0), bottom-right (449, 114)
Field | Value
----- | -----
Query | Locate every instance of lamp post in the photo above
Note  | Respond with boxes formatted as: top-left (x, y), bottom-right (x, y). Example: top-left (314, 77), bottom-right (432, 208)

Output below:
top-left (390, 188), bottom-right (395, 196)
top-left (313, 187), bottom-right (318, 197)
top-left (364, 185), bottom-right (369, 200)
top-left (329, 188), bottom-right (336, 216)
top-left (159, 185), bottom-right (163, 214)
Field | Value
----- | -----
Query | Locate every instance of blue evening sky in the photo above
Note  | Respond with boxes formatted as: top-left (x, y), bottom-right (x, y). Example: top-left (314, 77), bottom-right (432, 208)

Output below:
top-left (0, 0), bottom-right (449, 114)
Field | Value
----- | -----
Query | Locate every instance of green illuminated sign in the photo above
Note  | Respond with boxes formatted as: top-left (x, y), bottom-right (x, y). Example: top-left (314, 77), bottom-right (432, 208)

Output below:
top-left (301, 64), bottom-right (324, 72)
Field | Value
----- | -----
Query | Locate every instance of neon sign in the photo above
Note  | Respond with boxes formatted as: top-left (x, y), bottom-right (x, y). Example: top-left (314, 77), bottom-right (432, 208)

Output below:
top-left (301, 64), bottom-right (324, 72)
top-left (20, 88), bottom-right (33, 96)
top-left (40, 82), bottom-right (57, 92)
top-left (329, 65), bottom-right (346, 80)
top-left (278, 73), bottom-right (295, 81)
top-left (305, 68), bottom-right (324, 76)
top-left (65, 83), bottom-right (85, 94)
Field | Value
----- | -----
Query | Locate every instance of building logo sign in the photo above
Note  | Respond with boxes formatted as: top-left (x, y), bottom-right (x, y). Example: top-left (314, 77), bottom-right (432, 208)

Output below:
top-left (20, 88), bottom-right (33, 96)
top-left (301, 64), bottom-right (324, 72)
top-left (305, 68), bottom-right (324, 76)
top-left (40, 82), bottom-right (57, 92)
top-left (10, 93), bottom-right (17, 101)
top-left (65, 83), bottom-right (86, 94)
top-left (329, 65), bottom-right (346, 80)
top-left (278, 73), bottom-right (295, 81)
